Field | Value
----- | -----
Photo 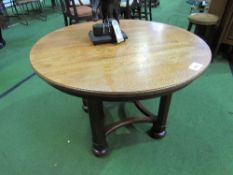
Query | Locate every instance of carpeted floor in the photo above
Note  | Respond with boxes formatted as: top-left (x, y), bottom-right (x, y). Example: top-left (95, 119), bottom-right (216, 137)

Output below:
top-left (0, 1), bottom-right (233, 175)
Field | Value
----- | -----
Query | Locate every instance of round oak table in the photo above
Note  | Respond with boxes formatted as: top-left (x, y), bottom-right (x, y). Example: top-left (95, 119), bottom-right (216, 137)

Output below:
top-left (30, 20), bottom-right (211, 157)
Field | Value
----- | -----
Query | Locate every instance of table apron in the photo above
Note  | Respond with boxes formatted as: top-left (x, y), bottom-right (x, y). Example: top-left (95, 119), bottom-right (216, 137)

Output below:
top-left (48, 81), bottom-right (191, 101)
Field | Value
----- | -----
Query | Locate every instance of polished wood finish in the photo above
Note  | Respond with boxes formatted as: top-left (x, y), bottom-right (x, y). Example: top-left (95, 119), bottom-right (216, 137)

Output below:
top-left (188, 13), bottom-right (219, 26)
top-left (30, 20), bottom-right (211, 100)
top-left (187, 13), bottom-right (219, 48)
top-left (30, 20), bottom-right (211, 156)
top-left (187, 1), bottom-right (221, 52)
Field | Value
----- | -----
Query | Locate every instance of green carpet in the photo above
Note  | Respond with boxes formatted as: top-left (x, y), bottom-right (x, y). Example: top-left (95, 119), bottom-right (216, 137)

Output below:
top-left (0, 9), bottom-right (63, 93)
top-left (0, 1), bottom-right (233, 175)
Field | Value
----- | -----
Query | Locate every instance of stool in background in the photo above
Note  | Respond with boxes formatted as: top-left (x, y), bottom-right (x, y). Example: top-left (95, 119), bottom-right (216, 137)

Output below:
top-left (187, 13), bottom-right (219, 49)
top-left (140, 0), bottom-right (152, 21)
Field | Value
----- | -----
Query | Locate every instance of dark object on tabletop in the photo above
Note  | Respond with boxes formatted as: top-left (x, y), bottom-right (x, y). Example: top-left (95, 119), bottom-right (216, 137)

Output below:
top-left (89, 0), bottom-right (128, 45)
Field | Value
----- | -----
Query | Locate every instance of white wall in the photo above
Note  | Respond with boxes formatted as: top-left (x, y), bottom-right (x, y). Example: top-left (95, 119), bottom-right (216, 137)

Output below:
top-left (3, 0), bottom-right (11, 7)
top-left (74, 0), bottom-right (91, 5)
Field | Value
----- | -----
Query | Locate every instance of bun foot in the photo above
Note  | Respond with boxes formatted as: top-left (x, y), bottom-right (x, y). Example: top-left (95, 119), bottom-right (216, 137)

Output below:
top-left (0, 39), bottom-right (6, 49)
top-left (82, 104), bottom-right (88, 113)
top-left (147, 128), bottom-right (166, 139)
top-left (92, 145), bottom-right (108, 157)
top-left (82, 98), bottom-right (88, 112)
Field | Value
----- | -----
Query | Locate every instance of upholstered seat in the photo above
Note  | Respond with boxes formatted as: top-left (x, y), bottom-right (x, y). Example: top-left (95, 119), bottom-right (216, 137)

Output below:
top-left (60, 0), bottom-right (93, 26)
top-left (70, 5), bottom-right (92, 17)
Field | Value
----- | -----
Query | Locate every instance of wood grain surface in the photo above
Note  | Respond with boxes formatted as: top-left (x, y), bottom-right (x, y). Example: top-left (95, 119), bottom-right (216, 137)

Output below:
top-left (30, 20), bottom-right (211, 98)
top-left (188, 13), bottom-right (219, 25)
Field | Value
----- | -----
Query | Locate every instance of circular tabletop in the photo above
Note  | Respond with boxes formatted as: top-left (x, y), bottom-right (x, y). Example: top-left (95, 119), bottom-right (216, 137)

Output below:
top-left (30, 20), bottom-right (211, 99)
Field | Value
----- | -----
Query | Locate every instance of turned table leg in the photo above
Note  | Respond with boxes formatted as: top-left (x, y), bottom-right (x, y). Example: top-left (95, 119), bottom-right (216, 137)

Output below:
top-left (148, 93), bottom-right (172, 138)
top-left (87, 98), bottom-right (108, 157)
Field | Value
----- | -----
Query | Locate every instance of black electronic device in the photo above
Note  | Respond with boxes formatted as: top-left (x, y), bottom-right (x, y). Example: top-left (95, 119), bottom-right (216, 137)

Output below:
top-left (89, 0), bottom-right (128, 45)
top-left (89, 19), bottom-right (128, 45)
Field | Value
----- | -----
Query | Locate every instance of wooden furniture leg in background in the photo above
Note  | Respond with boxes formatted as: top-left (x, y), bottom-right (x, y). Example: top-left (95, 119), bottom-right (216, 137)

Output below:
top-left (82, 98), bottom-right (88, 112)
top-left (0, 28), bottom-right (6, 49)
